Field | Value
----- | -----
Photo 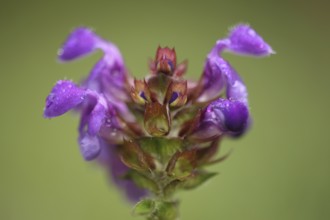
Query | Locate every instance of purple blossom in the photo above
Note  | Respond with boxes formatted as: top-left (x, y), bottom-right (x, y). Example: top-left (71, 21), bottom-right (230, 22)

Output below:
top-left (197, 24), bottom-right (273, 103)
top-left (59, 27), bottom-right (128, 101)
top-left (44, 79), bottom-right (119, 161)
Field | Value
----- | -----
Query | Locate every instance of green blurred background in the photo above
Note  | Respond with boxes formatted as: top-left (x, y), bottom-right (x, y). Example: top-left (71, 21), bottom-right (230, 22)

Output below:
top-left (1, 0), bottom-right (329, 219)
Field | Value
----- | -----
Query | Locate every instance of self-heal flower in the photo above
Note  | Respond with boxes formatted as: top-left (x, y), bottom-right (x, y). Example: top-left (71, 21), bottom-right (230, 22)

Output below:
top-left (44, 24), bottom-right (272, 219)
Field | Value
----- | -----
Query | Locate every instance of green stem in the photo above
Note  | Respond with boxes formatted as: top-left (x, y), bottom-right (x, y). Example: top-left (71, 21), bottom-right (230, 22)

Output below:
top-left (147, 172), bottom-right (180, 220)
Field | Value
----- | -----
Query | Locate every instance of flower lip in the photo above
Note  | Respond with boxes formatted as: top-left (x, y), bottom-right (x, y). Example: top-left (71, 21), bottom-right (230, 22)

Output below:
top-left (202, 98), bottom-right (249, 136)
top-left (44, 80), bottom-right (86, 118)
top-left (79, 134), bottom-right (101, 161)
top-left (227, 24), bottom-right (274, 56)
top-left (58, 27), bottom-right (98, 61)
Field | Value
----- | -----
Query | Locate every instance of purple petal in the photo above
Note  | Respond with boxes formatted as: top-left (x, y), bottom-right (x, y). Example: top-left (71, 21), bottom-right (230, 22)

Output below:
top-left (196, 57), bottom-right (226, 102)
top-left (203, 98), bottom-right (249, 136)
top-left (58, 27), bottom-right (99, 61)
top-left (58, 28), bottom-right (128, 101)
top-left (227, 24), bottom-right (274, 56)
top-left (85, 56), bottom-right (127, 99)
top-left (197, 56), bottom-right (248, 104)
top-left (219, 60), bottom-right (248, 105)
top-left (44, 80), bottom-right (86, 118)
top-left (79, 133), bottom-right (101, 161)
top-left (88, 100), bottom-right (107, 136)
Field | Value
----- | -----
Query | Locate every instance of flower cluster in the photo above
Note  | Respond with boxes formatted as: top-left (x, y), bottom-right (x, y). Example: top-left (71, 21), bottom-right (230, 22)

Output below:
top-left (44, 24), bottom-right (272, 219)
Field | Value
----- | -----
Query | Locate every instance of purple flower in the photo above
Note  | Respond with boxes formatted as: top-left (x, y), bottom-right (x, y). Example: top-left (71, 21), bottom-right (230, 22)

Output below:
top-left (197, 24), bottom-right (273, 103)
top-left (59, 27), bottom-right (128, 101)
top-left (44, 80), bottom-right (119, 161)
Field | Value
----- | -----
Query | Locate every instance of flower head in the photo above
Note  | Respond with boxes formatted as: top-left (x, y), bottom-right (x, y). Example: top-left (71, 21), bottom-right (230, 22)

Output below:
top-left (44, 24), bottom-right (272, 210)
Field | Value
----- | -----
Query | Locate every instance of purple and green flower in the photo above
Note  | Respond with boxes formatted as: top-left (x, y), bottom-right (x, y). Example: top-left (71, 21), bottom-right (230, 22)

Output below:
top-left (44, 24), bottom-right (273, 219)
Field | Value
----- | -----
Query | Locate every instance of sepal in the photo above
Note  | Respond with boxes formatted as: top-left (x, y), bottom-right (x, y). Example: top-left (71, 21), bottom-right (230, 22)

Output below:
top-left (138, 137), bottom-right (183, 164)
top-left (166, 149), bottom-right (197, 179)
top-left (132, 199), bottom-right (155, 216)
top-left (181, 170), bottom-right (217, 190)
top-left (154, 201), bottom-right (178, 220)
top-left (120, 139), bottom-right (155, 171)
top-left (165, 80), bottom-right (187, 107)
top-left (123, 170), bottom-right (158, 193)
top-left (130, 79), bottom-right (151, 104)
top-left (144, 102), bottom-right (170, 137)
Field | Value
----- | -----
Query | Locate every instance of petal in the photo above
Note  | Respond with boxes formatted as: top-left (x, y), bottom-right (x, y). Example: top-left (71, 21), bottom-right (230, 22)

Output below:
top-left (203, 98), bottom-right (249, 136)
top-left (219, 60), bottom-right (248, 105)
top-left (58, 27), bottom-right (99, 61)
top-left (197, 56), bottom-right (248, 104)
top-left (196, 56), bottom-right (226, 102)
top-left (196, 24), bottom-right (273, 102)
top-left (87, 96), bottom-right (118, 136)
top-left (79, 133), bottom-right (101, 161)
top-left (85, 56), bottom-right (126, 97)
top-left (44, 80), bottom-right (86, 118)
top-left (58, 27), bottom-right (129, 102)
top-left (227, 24), bottom-right (274, 56)
top-left (83, 36), bottom-right (127, 100)
top-left (88, 102), bottom-right (106, 136)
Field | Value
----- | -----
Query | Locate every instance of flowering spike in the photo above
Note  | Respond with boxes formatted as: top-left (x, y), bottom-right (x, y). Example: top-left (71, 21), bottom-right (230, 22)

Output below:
top-left (44, 24), bottom-right (273, 219)
top-left (44, 80), bottom-right (86, 118)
